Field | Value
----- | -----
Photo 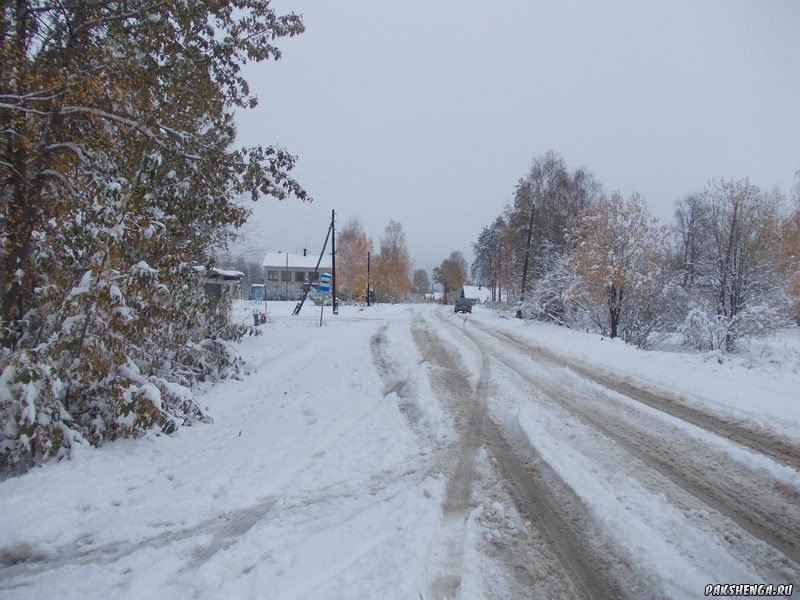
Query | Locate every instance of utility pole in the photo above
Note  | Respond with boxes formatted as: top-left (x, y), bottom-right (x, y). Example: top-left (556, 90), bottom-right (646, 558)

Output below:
top-left (331, 209), bottom-right (338, 315)
top-left (292, 221), bottom-right (332, 316)
top-left (366, 251), bottom-right (371, 306)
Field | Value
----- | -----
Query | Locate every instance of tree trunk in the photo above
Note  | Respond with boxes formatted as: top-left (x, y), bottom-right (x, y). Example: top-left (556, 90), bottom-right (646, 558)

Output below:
top-left (608, 284), bottom-right (622, 339)
top-left (519, 203), bottom-right (535, 304)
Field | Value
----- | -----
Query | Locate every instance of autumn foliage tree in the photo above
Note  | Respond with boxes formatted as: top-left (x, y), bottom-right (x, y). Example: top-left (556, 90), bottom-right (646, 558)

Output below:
top-left (568, 192), bottom-right (670, 346)
top-left (433, 251), bottom-right (468, 304)
top-left (0, 2), bottom-right (307, 469)
top-left (373, 221), bottom-right (411, 302)
top-left (782, 193), bottom-right (800, 323)
top-left (472, 151), bottom-right (797, 354)
top-left (335, 218), bottom-right (372, 301)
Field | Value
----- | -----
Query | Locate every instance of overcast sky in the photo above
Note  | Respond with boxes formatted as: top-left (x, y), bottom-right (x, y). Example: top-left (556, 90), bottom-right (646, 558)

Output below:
top-left (232, 0), bottom-right (800, 274)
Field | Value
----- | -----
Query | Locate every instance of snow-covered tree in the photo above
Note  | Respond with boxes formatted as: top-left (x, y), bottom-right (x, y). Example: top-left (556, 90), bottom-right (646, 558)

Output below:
top-left (519, 251), bottom-right (584, 327)
top-left (0, 2), bottom-right (307, 469)
top-left (781, 179), bottom-right (800, 323)
top-left (684, 179), bottom-right (788, 350)
top-left (501, 151), bottom-right (600, 302)
top-left (471, 217), bottom-right (505, 301)
top-left (568, 192), bottom-right (670, 347)
top-left (672, 194), bottom-right (706, 289)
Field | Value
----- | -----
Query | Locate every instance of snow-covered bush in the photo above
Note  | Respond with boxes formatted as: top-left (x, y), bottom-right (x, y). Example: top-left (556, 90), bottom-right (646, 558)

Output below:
top-left (519, 253), bottom-right (588, 329)
top-left (680, 307), bottom-right (731, 352)
top-left (0, 260), bottom-right (237, 469)
top-left (522, 257), bottom-right (576, 327)
top-left (0, 352), bottom-right (71, 470)
top-left (680, 303), bottom-right (789, 353)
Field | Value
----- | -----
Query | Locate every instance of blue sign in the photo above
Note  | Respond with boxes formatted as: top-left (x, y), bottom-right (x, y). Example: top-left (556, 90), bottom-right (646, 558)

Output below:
top-left (318, 272), bottom-right (332, 293)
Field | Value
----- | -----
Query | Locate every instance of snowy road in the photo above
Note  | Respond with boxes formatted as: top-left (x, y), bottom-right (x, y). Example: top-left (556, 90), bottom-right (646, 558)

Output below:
top-left (431, 308), bottom-right (800, 597)
top-left (0, 302), bottom-right (798, 599)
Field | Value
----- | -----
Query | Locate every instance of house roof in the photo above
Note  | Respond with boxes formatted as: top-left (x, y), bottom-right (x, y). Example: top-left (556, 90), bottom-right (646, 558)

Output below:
top-left (262, 251), bottom-right (331, 270)
top-left (212, 268), bottom-right (245, 279)
top-left (194, 266), bottom-right (244, 280)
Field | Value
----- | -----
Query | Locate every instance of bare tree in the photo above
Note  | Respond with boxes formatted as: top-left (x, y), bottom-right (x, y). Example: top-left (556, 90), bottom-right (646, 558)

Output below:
top-left (411, 269), bottom-right (430, 297)
top-left (672, 194), bottom-right (705, 288)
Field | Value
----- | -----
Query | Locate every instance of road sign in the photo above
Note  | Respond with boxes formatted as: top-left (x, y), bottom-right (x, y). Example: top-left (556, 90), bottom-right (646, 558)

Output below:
top-left (318, 272), bottom-right (332, 293)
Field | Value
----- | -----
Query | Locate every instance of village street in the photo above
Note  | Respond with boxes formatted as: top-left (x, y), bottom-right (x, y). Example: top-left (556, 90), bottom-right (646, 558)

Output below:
top-left (0, 302), bottom-right (798, 599)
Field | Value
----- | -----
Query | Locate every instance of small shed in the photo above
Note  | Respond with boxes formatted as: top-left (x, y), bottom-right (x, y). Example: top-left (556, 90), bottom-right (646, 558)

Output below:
top-left (251, 284), bottom-right (265, 301)
top-left (202, 267), bottom-right (244, 306)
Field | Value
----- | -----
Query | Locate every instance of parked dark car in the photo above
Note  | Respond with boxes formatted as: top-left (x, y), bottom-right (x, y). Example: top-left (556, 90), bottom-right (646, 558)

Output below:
top-left (454, 298), bottom-right (472, 314)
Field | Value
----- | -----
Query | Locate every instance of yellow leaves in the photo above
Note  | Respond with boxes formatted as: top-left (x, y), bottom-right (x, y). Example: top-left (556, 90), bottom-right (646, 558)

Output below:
top-left (569, 192), bottom-right (666, 301)
top-left (336, 218), bottom-right (372, 301)
top-left (780, 204), bottom-right (800, 321)
top-left (374, 221), bottom-right (411, 301)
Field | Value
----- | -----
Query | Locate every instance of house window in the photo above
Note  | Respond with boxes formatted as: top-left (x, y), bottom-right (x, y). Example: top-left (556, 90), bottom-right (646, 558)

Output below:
top-left (267, 270), bottom-right (278, 281)
top-left (295, 271), bottom-right (306, 282)
top-left (309, 272), bottom-right (319, 282)
top-left (281, 271), bottom-right (291, 282)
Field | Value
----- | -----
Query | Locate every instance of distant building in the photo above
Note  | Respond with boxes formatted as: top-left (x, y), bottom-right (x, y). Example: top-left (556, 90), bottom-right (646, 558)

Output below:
top-left (262, 249), bottom-right (332, 300)
top-left (461, 285), bottom-right (493, 305)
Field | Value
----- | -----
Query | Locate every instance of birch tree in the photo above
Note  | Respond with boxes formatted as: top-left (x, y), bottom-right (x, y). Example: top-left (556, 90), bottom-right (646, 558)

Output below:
top-left (782, 193), bottom-right (800, 323)
top-left (335, 218), bottom-right (372, 301)
top-left (687, 179), bottom-right (786, 349)
top-left (433, 251), bottom-right (468, 304)
top-left (373, 220), bottom-right (411, 302)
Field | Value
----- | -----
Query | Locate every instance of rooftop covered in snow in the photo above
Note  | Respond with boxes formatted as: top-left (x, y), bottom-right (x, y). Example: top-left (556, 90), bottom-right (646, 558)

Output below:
top-left (262, 251), bottom-right (331, 270)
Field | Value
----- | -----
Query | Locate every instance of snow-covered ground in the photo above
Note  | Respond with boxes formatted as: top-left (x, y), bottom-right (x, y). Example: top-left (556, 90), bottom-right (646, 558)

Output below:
top-left (0, 301), bottom-right (797, 599)
top-left (482, 310), bottom-right (800, 441)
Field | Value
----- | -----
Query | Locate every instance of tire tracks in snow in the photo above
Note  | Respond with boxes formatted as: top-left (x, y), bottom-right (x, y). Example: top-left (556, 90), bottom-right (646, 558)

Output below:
top-left (0, 496), bottom-right (277, 584)
top-left (422, 320), bottom-right (489, 600)
top-left (418, 313), bottom-right (624, 600)
top-left (473, 322), bottom-right (800, 472)
top-left (371, 315), bottom-right (480, 598)
top-left (454, 313), bottom-right (800, 579)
